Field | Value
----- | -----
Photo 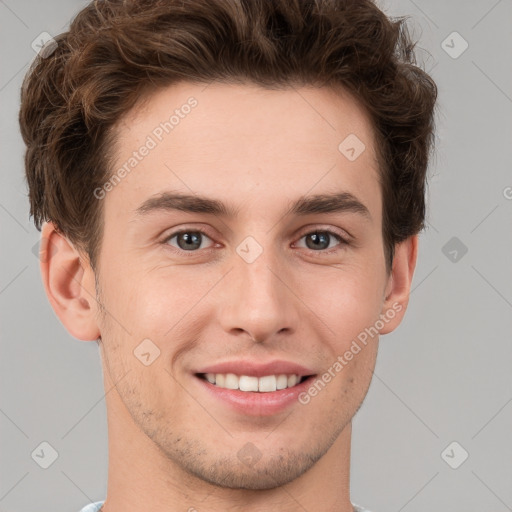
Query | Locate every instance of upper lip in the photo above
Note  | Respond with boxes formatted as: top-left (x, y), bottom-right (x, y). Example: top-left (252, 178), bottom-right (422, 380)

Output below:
top-left (194, 360), bottom-right (317, 378)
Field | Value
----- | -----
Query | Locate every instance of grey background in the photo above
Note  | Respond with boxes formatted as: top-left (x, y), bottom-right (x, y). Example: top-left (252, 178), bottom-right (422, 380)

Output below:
top-left (1, 1), bottom-right (511, 511)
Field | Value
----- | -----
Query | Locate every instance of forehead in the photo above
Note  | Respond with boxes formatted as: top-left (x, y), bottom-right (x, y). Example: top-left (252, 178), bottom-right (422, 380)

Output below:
top-left (106, 81), bottom-right (382, 224)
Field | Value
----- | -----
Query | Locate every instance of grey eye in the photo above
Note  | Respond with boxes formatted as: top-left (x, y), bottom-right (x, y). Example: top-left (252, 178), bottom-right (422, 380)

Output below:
top-left (297, 231), bottom-right (343, 251)
top-left (167, 231), bottom-right (213, 251)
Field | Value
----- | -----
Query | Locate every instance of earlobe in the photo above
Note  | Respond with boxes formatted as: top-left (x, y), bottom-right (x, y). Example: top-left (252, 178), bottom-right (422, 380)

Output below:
top-left (379, 235), bottom-right (419, 335)
top-left (39, 222), bottom-right (101, 341)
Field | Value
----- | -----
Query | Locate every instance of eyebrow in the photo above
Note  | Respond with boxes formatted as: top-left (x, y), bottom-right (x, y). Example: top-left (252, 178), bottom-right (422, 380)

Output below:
top-left (134, 191), bottom-right (371, 221)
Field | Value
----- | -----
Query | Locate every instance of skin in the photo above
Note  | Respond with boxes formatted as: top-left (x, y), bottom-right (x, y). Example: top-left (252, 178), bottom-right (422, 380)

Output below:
top-left (40, 82), bottom-right (417, 512)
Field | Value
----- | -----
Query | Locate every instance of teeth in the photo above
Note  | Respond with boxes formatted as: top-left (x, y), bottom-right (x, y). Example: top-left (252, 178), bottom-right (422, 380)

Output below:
top-left (239, 375), bottom-right (259, 392)
top-left (259, 375), bottom-right (276, 392)
top-left (203, 373), bottom-right (304, 392)
top-left (287, 374), bottom-right (298, 387)
top-left (225, 373), bottom-right (239, 390)
top-left (276, 374), bottom-right (288, 389)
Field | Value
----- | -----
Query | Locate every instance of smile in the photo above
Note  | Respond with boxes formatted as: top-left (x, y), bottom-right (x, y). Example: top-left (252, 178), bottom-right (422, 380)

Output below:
top-left (193, 372), bottom-right (318, 416)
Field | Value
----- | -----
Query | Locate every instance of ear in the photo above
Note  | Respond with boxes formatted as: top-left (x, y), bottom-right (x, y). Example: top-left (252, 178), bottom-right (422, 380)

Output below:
top-left (39, 222), bottom-right (101, 341)
top-left (378, 235), bottom-right (418, 335)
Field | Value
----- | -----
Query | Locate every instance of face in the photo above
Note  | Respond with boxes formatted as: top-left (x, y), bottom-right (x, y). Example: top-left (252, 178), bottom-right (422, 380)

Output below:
top-left (93, 82), bottom-right (393, 489)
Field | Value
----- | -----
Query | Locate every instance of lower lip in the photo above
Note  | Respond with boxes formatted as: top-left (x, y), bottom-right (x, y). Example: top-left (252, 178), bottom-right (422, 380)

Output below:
top-left (193, 374), bottom-right (316, 416)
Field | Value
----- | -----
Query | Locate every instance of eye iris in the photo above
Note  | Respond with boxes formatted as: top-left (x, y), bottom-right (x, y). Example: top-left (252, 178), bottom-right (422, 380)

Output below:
top-left (306, 231), bottom-right (330, 250)
top-left (177, 232), bottom-right (202, 250)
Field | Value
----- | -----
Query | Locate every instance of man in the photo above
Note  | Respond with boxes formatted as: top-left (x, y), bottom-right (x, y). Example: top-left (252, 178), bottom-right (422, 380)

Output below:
top-left (19, 0), bottom-right (437, 510)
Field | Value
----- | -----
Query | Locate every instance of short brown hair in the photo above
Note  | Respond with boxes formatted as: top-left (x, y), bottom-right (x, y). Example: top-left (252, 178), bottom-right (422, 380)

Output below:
top-left (19, 0), bottom-right (437, 273)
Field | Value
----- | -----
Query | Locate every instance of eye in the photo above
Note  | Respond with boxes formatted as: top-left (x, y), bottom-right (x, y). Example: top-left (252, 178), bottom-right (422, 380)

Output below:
top-left (294, 229), bottom-right (348, 253)
top-left (164, 229), bottom-right (215, 252)
top-left (161, 227), bottom-right (349, 255)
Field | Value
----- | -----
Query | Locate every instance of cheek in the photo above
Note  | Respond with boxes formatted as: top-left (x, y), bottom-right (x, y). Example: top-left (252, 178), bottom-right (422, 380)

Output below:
top-left (301, 265), bottom-right (385, 338)
top-left (98, 245), bottom-right (387, 349)
top-left (116, 270), bottom-right (211, 339)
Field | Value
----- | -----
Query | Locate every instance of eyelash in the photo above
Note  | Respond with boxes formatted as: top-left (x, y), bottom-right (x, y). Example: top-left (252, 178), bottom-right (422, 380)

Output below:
top-left (161, 227), bottom-right (350, 257)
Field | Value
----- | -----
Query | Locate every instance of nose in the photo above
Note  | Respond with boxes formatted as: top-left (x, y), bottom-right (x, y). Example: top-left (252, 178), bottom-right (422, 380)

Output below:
top-left (217, 246), bottom-right (300, 343)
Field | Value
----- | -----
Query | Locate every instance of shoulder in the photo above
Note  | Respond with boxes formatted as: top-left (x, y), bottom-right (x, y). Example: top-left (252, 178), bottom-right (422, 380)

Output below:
top-left (78, 501), bottom-right (368, 512)
top-left (353, 504), bottom-right (373, 512)
top-left (77, 501), bottom-right (104, 512)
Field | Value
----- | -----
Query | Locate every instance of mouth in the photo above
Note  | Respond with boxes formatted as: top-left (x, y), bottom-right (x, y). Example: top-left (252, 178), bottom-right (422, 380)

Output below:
top-left (192, 370), bottom-right (318, 416)
top-left (195, 372), bottom-right (316, 392)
